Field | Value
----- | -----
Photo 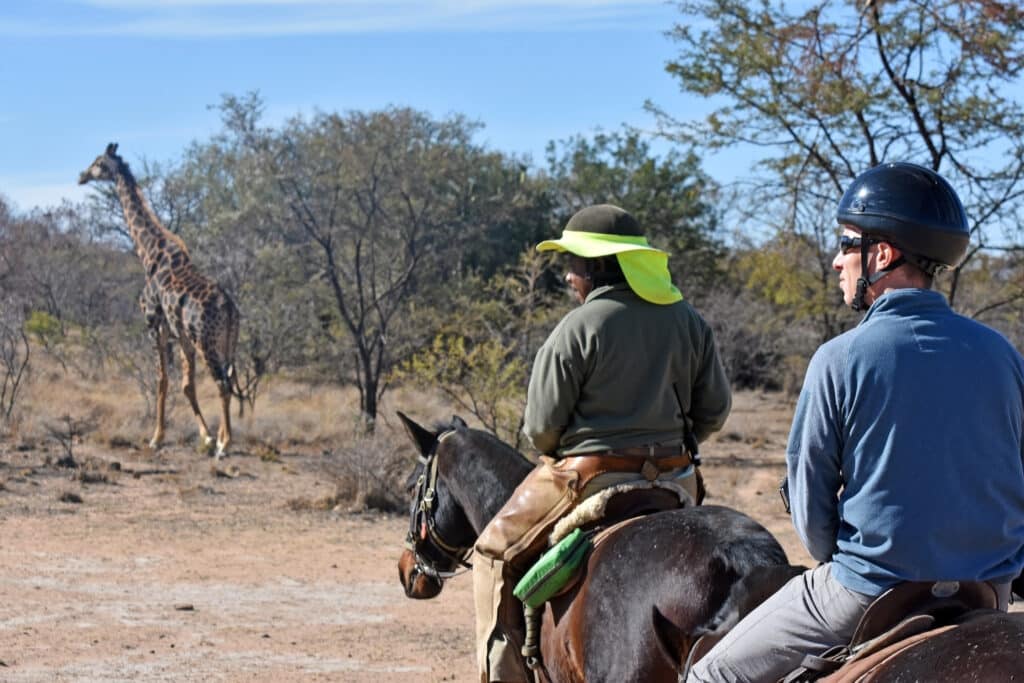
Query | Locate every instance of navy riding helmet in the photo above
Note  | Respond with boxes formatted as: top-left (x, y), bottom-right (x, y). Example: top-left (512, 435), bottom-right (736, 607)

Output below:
top-left (837, 162), bottom-right (970, 275)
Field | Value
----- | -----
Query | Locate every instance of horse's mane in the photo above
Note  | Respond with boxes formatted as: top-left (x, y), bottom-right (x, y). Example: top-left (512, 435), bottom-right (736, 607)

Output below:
top-left (427, 416), bottom-right (534, 531)
top-left (433, 416), bottom-right (533, 468)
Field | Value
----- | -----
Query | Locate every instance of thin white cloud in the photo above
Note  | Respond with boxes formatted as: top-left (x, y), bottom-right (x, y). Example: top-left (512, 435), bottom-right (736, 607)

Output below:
top-left (4, 1), bottom-right (670, 37)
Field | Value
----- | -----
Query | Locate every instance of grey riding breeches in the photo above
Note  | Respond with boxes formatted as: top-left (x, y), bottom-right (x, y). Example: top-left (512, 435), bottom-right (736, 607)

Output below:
top-left (688, 563), bottom-right (1013, 683)
top-left (687, 563), bottom-right (876, 683)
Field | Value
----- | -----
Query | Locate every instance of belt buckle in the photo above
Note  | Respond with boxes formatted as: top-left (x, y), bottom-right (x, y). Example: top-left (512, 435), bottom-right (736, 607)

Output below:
top-left (641, 458), bottom-right (659, 481)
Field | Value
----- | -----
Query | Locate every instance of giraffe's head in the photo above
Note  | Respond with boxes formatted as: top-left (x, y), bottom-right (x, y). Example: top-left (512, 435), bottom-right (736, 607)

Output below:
top-left (78, 142), bottom-right (122, 185)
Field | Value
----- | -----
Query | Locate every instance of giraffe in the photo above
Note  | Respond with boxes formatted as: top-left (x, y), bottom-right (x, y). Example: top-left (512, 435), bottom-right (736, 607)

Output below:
top-left (79, 143), bottom-right (240, 458)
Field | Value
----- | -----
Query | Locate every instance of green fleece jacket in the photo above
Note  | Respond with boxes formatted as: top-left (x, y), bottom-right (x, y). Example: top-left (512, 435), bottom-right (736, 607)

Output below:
top-left (523, 283), bottom-right (731, 456)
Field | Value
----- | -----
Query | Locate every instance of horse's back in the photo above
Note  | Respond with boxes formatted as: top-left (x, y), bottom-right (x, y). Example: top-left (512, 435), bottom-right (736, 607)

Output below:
top-left (544, 505), bottom-right (788, 683)
top-left (586, 505), bottom-right (788, 629)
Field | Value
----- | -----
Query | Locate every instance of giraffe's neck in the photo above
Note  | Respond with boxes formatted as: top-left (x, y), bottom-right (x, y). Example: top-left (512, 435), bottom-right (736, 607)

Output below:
top-left (113, 168), bottom-right (189, 275)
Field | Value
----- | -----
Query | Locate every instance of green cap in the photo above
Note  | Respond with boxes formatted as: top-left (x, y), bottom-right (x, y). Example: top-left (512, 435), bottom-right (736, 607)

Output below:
top-left (536, 205), bottom-right (683, 305)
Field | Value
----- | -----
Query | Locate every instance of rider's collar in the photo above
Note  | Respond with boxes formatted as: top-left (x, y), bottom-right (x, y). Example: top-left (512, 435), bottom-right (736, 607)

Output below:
top-left (583, 282), bottom-right (631, 304)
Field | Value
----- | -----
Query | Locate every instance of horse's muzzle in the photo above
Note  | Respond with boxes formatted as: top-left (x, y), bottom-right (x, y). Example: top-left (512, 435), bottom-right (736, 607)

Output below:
top-left (398, 548), bottom-right (444, 599)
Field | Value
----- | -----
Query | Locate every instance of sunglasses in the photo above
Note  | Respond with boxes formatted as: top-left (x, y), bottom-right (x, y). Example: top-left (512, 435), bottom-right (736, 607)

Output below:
top-left (838, 235), bottom-right (878, 255)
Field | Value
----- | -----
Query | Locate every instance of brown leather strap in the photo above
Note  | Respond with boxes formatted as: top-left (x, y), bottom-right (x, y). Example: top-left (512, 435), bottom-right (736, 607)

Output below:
top-left (558, 451), bottom-right (693, 482)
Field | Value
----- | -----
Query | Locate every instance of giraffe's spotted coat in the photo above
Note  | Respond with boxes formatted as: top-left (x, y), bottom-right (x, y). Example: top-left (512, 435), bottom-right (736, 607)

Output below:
top-left (79, 143), bottom-right (240, 457)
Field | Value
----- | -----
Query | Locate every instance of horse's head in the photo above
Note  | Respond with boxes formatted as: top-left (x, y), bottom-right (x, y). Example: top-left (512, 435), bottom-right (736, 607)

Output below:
top-left (396, 411), bottom-right (477, 599)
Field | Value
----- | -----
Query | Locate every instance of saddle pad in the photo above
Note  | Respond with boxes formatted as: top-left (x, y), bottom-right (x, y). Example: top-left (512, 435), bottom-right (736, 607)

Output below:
top-left (513, 528), bottom-right (593, 609)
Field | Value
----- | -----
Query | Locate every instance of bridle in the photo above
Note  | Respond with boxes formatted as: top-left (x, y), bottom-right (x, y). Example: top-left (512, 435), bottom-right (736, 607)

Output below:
top-left (404, 429), bottom-right (473, 583)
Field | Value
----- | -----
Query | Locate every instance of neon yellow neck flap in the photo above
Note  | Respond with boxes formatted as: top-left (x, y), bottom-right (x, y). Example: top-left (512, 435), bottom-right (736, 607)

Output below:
top-left (535, 230), bottom-right (683, 305)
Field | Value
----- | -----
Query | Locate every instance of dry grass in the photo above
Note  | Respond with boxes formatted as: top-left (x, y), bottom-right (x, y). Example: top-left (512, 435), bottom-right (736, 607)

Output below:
top-left (10, 355), bottom-right (452, 446)
top-left (3, 353), bottom-right (489, 514)
top-left (4, 352), bottom-right (801, 519)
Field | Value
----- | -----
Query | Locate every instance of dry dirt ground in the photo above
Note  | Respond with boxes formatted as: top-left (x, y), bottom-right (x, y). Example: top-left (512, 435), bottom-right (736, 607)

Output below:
top-left (0, 391), bottom-right (814, 682)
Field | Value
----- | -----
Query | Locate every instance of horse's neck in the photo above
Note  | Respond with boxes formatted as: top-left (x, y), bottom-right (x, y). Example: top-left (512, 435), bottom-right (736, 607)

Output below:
top-left (451, 432), bottom-right (533, 535)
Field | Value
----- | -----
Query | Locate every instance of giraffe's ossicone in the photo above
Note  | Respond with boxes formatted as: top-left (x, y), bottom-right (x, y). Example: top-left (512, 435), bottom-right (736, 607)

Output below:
top-left (80, 142), bottom-right (241, 458)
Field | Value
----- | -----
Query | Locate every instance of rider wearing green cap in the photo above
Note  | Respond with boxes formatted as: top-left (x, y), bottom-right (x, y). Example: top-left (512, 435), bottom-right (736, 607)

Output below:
top-left (473, 204), bottom-right (732, 682)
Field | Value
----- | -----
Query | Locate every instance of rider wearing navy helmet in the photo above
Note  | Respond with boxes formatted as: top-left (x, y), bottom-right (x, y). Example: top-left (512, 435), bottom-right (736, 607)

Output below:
top-left (690, 163), bottom-right (1024, 682)
top-left (835, 161), bottom-right (970, 310)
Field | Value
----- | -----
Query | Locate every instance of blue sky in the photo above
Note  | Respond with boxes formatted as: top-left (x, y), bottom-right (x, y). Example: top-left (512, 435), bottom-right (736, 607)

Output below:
top-left (0, 0), bottom-right (718, 213)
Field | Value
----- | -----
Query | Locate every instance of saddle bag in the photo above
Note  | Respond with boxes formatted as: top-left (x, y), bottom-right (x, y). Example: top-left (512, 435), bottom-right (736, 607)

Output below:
top-left (513, 528), bottom-right (593, 609)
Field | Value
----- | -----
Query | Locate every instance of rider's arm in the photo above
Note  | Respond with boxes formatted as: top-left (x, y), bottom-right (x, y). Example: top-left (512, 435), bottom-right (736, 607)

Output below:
top-left (786, 345), bottom-right (844, 563)
top-left (522, 318), bottom-right (584, 455)
top-left (688, 316), bottom-right (732, 443)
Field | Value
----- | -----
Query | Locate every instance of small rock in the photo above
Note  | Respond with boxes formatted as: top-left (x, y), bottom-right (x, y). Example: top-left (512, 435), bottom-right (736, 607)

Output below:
top-left (173, 604), bottom-right (195, 611)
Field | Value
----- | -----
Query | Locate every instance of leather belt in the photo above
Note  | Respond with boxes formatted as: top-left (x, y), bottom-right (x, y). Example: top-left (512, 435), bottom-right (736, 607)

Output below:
top-left (558, 450), bottom-right (693, 482)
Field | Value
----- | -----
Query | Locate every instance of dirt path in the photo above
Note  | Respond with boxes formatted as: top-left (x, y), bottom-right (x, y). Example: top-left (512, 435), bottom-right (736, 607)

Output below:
top-left (0, 431), bottom-right (488, 682)
top-left (0, 392), bottom-right (811, 682)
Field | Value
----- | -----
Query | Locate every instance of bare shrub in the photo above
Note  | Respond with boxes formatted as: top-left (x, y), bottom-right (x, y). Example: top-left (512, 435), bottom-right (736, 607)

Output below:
top-left (321, 428), bottom-right (411, 513)
top-left (44, 412), bottom-right (100, 466)
top-left (700, 283), bottom-right (818, 392)
top-left (0, 304), bottom-right (30, 424)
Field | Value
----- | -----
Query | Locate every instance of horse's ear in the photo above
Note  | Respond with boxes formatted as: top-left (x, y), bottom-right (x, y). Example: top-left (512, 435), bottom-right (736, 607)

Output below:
top-left (105, 142), bottom-right (118, 156)
top-left (451, 415), bottom-right (467, 429)
top-left (396, 411), bottom-right (436, 457)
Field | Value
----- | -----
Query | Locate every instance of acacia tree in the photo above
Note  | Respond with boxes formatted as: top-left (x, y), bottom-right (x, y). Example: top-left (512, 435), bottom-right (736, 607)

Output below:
top-left (654, 0), bottom-right (1024, 324)
top-left (212, 94), bottom-right (542, 428)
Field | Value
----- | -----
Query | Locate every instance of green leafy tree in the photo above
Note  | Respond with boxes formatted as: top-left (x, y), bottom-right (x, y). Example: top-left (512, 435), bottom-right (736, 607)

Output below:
top-left (654, 0), bottom-right (1024, 326)
top-left (396, 247), bottom-right (564, 447)
top-left (395, 334), bottom-right (529, 445)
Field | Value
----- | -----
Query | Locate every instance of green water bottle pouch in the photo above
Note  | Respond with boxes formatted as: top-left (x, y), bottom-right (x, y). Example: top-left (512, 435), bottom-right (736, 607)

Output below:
top-left (513, 528), bottom-right (593, 609)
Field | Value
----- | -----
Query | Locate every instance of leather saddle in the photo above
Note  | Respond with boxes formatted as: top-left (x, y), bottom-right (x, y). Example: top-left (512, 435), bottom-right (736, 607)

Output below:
top-left (541, 485), bottom-right (687, 602)
top-left (780, 580), bottom-right (999, 682)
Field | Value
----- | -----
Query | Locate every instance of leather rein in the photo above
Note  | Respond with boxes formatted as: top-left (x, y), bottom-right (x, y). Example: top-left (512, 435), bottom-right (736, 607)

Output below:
top-left (404, 429), bottom-right (473, 583)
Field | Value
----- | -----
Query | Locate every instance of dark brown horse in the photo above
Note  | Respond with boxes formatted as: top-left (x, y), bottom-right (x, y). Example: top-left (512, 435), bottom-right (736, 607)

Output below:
top-left (645, 535), bottom-right (1024, 682)
top-left (394, 413), bottom-right (792, 683)
top-left (658, 564), bottom-right (1024, 681)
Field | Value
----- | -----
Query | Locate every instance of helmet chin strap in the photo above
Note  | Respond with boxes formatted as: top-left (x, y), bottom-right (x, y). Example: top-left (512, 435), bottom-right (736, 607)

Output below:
top-left (850, 239), bottom-right (906, 312)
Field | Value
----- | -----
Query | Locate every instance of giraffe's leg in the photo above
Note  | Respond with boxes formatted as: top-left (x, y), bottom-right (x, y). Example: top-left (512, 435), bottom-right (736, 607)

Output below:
top-left (203, 293), bottom-right (239, 460)
top-left (141, 284), bottom-right (169, 450)
top-left (215, 378), bottom-right (232, 460)
top-left (150, 324), bottom-right (170, 450)
top-left (198, 347), bottom-right (233, 460)
top-left (179, 340), bottom-right (214, 455)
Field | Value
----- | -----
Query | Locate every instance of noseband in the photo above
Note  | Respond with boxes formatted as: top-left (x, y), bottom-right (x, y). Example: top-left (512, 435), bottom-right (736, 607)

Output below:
top-left (405, 429), bottom-right (473, 584)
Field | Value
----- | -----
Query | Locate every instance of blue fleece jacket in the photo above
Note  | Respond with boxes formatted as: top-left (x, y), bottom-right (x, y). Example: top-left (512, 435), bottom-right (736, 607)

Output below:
top-left (787, 288), bottom-right (1024, 596)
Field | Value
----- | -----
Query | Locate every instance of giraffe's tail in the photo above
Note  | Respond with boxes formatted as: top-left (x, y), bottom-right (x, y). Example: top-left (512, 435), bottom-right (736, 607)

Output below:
top-left (223, 290), bottom-right (244, 405)
top-left (226, 362), bottom-right (245, 404)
